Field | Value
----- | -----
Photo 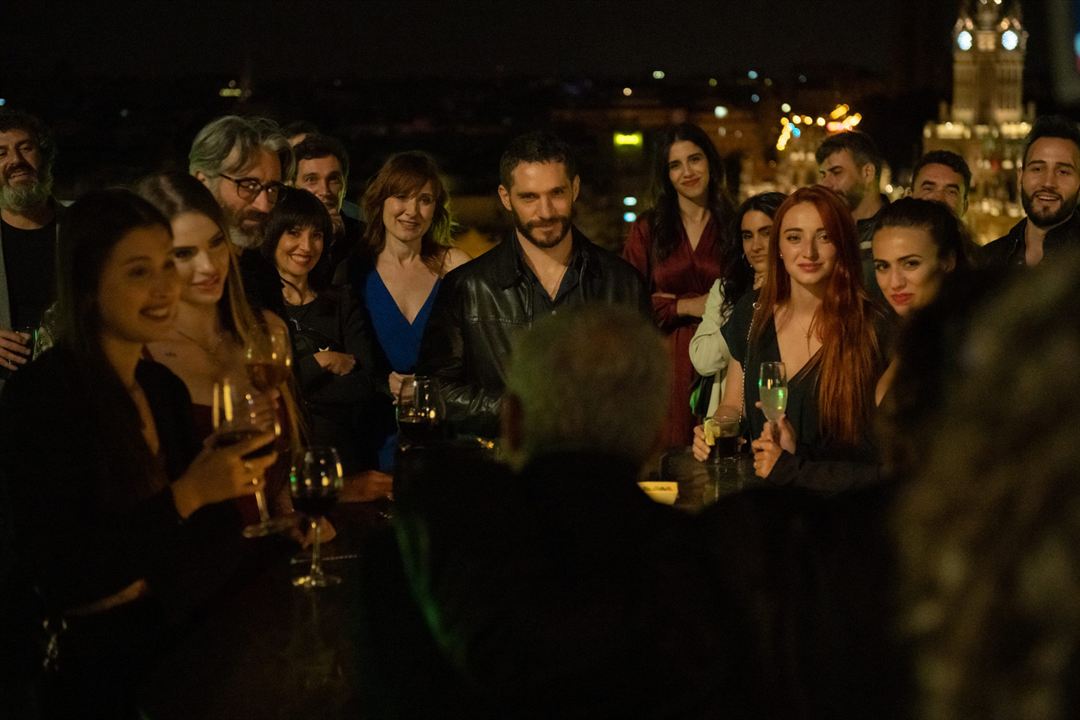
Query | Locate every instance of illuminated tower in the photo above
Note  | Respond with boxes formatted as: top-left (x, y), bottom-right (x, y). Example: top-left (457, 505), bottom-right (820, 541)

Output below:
top-left (951, 0), bottom-right (1027, 125)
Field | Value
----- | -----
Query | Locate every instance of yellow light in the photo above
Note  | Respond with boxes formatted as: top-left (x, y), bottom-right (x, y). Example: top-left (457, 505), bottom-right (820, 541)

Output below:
top-left (613, 132), bottom-right (643, 147)
top-left (792, 116), bottom-right (802, 125)
top-left (848, 113), bottom-right (862, 127)
top-left (827, 121), bottom-right (845, 132)
top-left (780, 117), bottom-right (789, 125)
top-left (219, 88), bottom-right (242, 97)
top-left (802, 115), bottom-right (814, 125)
top-left (622, 87), bottom-right (633, 97)
top-left (829, 104), bottom-right (850, 120)
top-left (816, 117), bottom-right (826, 126)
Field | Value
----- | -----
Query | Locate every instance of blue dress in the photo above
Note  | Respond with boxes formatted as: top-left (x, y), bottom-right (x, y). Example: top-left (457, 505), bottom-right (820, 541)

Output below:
top-left (364, 269), bottom-right (441, 470)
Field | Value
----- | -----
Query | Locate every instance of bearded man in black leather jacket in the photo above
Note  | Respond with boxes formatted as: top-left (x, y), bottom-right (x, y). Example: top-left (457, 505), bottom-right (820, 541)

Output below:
top-left (416, 132), bottom-right (649, 438)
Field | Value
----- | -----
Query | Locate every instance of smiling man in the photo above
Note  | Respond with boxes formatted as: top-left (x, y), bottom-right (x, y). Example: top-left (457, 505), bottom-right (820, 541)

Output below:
top-left (910, 150), bottom-right (970, 218)
top-left (0, 109), bottom-right (60, 381)
top-left (982, 116), bottom-right (1080, 268)
top-left (292, 134), bottom-right (362, 280)
top-left (416, 131), bottom-right (648, 438)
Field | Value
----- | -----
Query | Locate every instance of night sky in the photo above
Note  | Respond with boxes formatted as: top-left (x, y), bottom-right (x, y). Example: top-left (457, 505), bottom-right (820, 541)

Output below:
top-left (4, 0), bottom-right (1014, 81)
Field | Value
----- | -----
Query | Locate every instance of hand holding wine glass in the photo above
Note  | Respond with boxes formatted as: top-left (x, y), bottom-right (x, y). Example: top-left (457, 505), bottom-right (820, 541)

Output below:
top-left (290, 446), bottom-right (344, 588)
top-left (245, 324), bottom-right (292, 392)
top-left (396, 376), bottom-right (446, 448)
top-left (758, 361), bottom-right (788, 439)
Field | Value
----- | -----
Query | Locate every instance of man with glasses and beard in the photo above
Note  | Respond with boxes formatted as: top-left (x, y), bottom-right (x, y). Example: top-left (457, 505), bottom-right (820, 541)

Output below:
top-left (0, 110), bottom-right (61, 382)
top-left (981, 115), bottom-right (1080, 268)
top-left (188, 115), bottom-right (293, 314)
top-left (417, 131), bottom-right (648, 438)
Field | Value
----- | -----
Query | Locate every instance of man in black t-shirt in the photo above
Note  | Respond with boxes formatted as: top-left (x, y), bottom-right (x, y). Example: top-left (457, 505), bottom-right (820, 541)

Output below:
top-left (0, 109), bottom-right (60, 381)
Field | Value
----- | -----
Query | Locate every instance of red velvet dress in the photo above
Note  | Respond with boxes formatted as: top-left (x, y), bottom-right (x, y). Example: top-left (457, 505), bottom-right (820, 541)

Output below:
top-left (623, 215), bottom-right (723, 448)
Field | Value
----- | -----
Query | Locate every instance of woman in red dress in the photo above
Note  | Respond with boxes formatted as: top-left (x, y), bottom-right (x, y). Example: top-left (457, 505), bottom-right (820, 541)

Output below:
top-left (623, 123), bottom-right (734, 448)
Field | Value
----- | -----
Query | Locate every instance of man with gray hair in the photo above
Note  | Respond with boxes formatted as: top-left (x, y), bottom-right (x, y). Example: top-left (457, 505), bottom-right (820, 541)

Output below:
top-left (0, 109), bottom-right (60, 381)
top-left (393, 305), bottom-right (748, 715)
top-left (188, 115), bottom-right (293, 249)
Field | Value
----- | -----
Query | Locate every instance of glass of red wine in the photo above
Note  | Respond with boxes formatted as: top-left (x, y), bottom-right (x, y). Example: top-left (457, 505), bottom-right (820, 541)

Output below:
top-left (290, 446), bottom-right (344, 588)
top-left (212, 377), bottom-right (294, 538)
top-left (396, 376), bottom-right (446, 448)
top-left (244, 324), bottom-right (292, 394)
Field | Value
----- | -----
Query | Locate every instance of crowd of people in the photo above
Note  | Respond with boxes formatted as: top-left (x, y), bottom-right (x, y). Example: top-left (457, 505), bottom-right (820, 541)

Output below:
top-left (1, 103), bottom-right (1079, 718)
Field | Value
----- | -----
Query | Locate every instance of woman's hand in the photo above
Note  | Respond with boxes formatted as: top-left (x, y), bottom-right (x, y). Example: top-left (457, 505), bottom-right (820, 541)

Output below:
top-left (676, 293), bottom-right (710, 319)
top-left (314, 351), bottom-right (356, 376)
top-left (751, 423), bottom-right (783, 478)
top-left (692, 423), bottom-right (710, 462)
top-left (171, 431), bottom-right (278, 519)
top-left (753, 402), bottom-right (797, 454)
top-left (389, 372), bottom-right (413, 403)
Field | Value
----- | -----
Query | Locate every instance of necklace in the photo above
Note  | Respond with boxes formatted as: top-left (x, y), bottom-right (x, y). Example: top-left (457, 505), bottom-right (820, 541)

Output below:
top-left (174, 326), bottom-right (226, 358)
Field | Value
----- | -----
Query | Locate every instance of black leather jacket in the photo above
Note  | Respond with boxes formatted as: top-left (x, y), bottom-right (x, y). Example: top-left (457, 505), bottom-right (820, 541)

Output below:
top-left (416, 229), bottom-right (649, 437)
top-left (980, 210), bottom-right (1080, 268)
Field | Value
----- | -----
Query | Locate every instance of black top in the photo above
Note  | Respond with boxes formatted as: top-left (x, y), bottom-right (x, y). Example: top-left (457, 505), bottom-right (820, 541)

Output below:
top-left (285, 288), bottom-right (377, 470)
top-left (1, 217), bottom-right (58, 329)
top-left (0, 349), bottom-right (246, 620)
top-left (511, 232), bottom-right (586, 314)
top-left (417, 229), bottom-right (650, 438)
top-left (980, 210), bottom-right (1080, 268)
top-left (722, 291), bottom-right (888, 493)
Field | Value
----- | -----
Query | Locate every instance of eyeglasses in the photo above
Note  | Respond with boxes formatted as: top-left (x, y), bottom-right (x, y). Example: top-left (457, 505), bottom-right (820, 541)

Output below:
top-left (219, 174), bottom-right (285, 204)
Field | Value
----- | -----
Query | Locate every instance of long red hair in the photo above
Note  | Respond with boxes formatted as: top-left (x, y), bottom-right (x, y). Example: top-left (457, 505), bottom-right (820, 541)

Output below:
top-left (751, 186), bottom-right (881, 446)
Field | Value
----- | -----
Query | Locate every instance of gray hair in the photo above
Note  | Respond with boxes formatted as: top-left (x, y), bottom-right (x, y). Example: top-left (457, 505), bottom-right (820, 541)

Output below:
top-left (188, 115), bottom-right (294, 183)
top-left (504, 305), bottom-right (668, 466)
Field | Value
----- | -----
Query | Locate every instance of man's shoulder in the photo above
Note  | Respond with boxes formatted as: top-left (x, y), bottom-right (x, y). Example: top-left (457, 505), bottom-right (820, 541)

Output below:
top-left (441, 237), bottom-right (514, 287)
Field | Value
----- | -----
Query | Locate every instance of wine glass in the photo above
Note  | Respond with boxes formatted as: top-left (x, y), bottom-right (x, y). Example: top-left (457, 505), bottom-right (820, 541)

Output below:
top-left (244, 324), bottom-right (292, 393)
top-left (212, 377), bottom-right (294, 538)
top-left (396, 376), bottom-right (446, 448)
top-left (758, 362), bottom-right (788, 425)
top-left (290, 447), bottom-right (344, 588)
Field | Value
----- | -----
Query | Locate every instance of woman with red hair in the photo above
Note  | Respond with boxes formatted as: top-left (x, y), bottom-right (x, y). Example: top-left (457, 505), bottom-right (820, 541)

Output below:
top-left (694, 186), bottom-right (889, 491)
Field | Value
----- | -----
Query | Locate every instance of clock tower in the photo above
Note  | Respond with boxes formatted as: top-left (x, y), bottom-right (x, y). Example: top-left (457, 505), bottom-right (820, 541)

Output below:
top-left (951, 0), bottom-right (1027, 125)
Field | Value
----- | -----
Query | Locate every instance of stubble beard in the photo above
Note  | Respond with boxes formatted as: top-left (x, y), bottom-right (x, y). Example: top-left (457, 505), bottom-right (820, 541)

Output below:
top-left (1022, 186), bottom-right (1080, 229)
top-left (0, 167), bottom-right (53, 214)
top-left (512, 209), bottom-right (573, 250)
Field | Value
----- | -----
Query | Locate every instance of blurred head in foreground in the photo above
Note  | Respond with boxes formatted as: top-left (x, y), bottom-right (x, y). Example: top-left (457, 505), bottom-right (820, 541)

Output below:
top-left (895, 251), bottom-right (1080, 720)
top-left (501, 305), bottom-right (669, 470)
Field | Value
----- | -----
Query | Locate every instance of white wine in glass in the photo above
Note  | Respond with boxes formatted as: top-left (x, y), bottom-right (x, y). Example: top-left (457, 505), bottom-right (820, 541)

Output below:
top-left (758, 362), bottom-right (788, 423)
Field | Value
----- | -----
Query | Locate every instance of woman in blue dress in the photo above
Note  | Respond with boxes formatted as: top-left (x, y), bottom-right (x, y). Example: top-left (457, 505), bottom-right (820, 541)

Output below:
top-left (339, 152), bottom-right (469, 469)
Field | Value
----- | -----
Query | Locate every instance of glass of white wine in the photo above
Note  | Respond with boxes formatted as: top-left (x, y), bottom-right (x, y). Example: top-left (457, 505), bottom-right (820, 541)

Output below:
top-left (758, 362), bottom-right (788, 425)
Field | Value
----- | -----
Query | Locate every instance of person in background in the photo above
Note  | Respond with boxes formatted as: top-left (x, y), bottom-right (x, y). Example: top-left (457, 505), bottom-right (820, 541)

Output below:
top-left (263, 189), bottom-right (376, 472)
top-left (0, 109), bottom-right (61, 384)
top-left (338, 151), bottom-right (468, 469)
top-left (689, 191), bottom-right (786, 417)
top-left (0, 189), bottom-right (275, 717)
top-left (622, 122), bottom-right (734, 448)
top-left (909, 149), bottom-right (970, 219)
top-left (292, 134), bottom-right (363, 281)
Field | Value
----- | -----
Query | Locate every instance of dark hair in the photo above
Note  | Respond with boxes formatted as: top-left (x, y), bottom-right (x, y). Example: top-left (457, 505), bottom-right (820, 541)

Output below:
top-left (294, 134), bottom-right (350, 181)
top-left (261, 188), bottom-right (334, 291)
top-left (54, 189), bottom-right (173, 502)
top-left (283, 120), bottom-right (320, 140)
top-left (361, 151), bottom-right (453, 274)
top-left (1022, 114), bottom-right (1080, 165)
top-left (644, 123), bottom-right (734, 265)
top-left (815, 131), bottom-right (883, 181)
top-left (135, 171), bottom-right (261, 346)
top-left (911, 150), bottom-right (971, 198)
top-left (724, 191), bottom-right (787, 304)
top-left (872, 197), bottom-right (971, 278)
top-left (755, 186), bottom-right (881, 446)
top-left (499, 131), bottom-right (577, 189)
top-left (0, 108), bottom-right (56, 172)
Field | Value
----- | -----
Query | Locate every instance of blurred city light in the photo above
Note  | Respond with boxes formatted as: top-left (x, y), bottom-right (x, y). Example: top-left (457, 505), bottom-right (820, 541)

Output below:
top-left (613, 132), bottom-right (643, 147)
top-left (623, 212), bottom-right (637, 223)
top-left (708, 78), bottom-right (718, 87)
top-left (751, 94), bottom-right (760, 103)
top-left (748, 70), bottom-right (759, 80)
top-left (622, 87), bottom-right (633, 97)
top-left (781, 102), bottom-right (791, 112)
top-left (713, 105), bottom-right (728, 118)
top-left (652, 70), bottom-right (665, 80)
top-left (0, 99), bottom-right (6, 107)
top-left (623, 196), bottom-right (638, 207)
top-left (829, 104), bottom-right (850, 119)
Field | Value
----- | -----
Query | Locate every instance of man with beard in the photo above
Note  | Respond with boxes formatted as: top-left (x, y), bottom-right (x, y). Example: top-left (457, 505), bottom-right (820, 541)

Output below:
top-left (981, 115), bottom-right (1080, 268)
top-left (292, 134), bottom-right (362, 281)
top-left (188, 115), bottom-right (293, 314)
top-left (817, 131), bottom-right (888, 293)
top-left (416, 132), bottom-right (648, 438)
top-left (0, 110), bottom-right (60, 381)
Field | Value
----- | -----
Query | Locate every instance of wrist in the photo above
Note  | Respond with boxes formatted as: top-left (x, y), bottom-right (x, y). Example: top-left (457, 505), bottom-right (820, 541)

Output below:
top-left (170, 478), bottom-right (201, 520)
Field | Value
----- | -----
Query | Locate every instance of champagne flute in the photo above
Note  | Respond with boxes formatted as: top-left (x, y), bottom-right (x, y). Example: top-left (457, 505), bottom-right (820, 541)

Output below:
top-left (290, 447), bottom-right (344, 588)
top-left (758, 362), bottom-right (788, 425)
top-left (396, 376), bottom-right (447, 448)
top-left (245, 324), bottom-right (292, 393)
top-left (212, 377), bottom-right (293, 538)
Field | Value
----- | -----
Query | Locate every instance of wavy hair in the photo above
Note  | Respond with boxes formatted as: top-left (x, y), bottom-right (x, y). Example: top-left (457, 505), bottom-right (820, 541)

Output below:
top-left (753, 186), bottom-right (881, 446)
top-left (361, 152), bottom-right (453, 275)
top-left (724, 191), bottom-right (787, 308)
top-left (646, 123), bottom-right (734, 265)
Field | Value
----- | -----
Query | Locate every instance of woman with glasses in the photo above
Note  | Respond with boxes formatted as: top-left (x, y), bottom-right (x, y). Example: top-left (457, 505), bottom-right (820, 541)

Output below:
top-left (0, 189), bottom-right (275, 717)
top-left (263, 189), bottom-right (376, 472)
